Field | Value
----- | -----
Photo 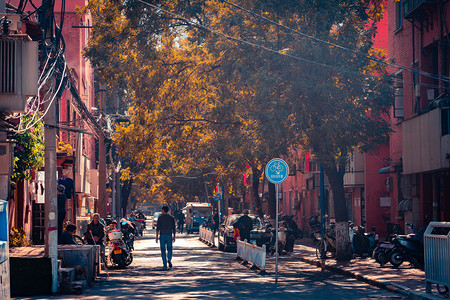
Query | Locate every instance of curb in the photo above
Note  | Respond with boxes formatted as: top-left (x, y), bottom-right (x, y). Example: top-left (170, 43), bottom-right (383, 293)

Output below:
top-left (294, 255), bottom-right (444, 300)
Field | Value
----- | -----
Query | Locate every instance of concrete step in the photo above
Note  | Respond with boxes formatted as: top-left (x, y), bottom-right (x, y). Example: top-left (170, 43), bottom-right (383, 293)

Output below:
top-left (59, 267), bottom-right (76, 294)
top-left (69, 280), bottom-right (87, 295)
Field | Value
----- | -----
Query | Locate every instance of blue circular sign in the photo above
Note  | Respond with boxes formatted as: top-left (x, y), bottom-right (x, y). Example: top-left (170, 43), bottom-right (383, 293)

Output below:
top-left (265, 158), bottom-right (289, 184)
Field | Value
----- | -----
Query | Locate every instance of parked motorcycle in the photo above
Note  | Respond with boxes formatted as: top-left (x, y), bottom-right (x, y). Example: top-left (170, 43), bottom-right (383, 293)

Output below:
top-left (108, 230), bottom-right (133, 268)
top-left (373, 223), bottom-right (403, 267)
top-left (351, 225), bottom-right (378, 257)
top-left (269, 223), bottom-right (287, 255)
top-left (389, 233), bottom-right (424, 269)
top-left (309, 215), bottom-right (321, 242)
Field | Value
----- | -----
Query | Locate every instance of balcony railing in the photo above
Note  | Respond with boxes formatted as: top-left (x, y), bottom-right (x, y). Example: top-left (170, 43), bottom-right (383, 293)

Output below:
top-left (403, 0), bottom-right (437, 19)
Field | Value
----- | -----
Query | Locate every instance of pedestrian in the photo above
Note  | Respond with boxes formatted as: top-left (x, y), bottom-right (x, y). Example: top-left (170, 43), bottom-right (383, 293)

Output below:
top-left (213, 210), bottom-right (219, 233)
top-left (57, 184), bottom-right (67, 242)
top-left (107, 220), bottom-right (118, 235)
top-left (59, 224), bottom-right (78, 245)
top-left (235, 209), bottom-right (253, 242)
top-left (155, 206), bottom-right (176, 270)
top-left (85, 213), bottom-right (105, 245)
top-left (176, 210), bottom-right (185, 234)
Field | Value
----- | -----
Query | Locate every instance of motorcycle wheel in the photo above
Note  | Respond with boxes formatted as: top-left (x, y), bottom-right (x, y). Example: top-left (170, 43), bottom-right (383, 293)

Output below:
top-left (376, 252), bottom-right (387, 267)
top-left (316, 239), bottom-right (327, 259)
top-left (389, 251), bottom-right (404, 268)
top-left (436, 284), bottom-right (449, 295)
top-left (126, 253), bottom-right (133, 266)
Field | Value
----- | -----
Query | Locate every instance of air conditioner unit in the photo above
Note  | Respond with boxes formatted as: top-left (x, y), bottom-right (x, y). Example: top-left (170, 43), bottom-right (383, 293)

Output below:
top-left (0, 37), bottom-right (39, 112)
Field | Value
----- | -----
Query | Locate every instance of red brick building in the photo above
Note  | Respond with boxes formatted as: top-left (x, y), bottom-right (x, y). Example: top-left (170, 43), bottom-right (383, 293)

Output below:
top-left (387, 0), bottom-right (450, 231)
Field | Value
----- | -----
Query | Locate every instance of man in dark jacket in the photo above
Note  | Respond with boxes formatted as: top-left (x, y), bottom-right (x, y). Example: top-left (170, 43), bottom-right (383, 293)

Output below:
top-left (156, 206), bottom-right (176, 270)
top-left (236, 209), bottom-right (253, 242)
top-left (85, 213), bottom-right (105, 245)
top-left (59, 224), bottom-right (78, 245)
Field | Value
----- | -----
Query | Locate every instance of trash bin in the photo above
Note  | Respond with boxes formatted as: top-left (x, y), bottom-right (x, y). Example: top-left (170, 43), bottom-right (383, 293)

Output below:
top-left (424, 222), bottom-right (450, 296)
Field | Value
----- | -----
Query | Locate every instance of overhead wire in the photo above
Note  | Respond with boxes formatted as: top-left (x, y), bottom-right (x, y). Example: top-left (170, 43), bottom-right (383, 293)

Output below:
top-left (220, 0), bottom-right (450, 84)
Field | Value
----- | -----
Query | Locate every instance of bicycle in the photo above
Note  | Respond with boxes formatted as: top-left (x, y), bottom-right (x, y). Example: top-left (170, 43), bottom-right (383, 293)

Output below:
top-left (315, 224), bottom-right (336, 259)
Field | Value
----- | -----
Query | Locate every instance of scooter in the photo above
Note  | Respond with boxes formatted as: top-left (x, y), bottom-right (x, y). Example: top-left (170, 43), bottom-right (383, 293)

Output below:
top-left (373, 223), bottom-right (403, 267)
top-left (108, 230), bottom-right (133, 268)
top-left (389, 233), bottom-right (424, 269)
top-left (351, 225), bottom-right (378, 257)
top-left (309, 216), bottom-right (321, 243)
top-left (269, 224), bottom-right (287, 255)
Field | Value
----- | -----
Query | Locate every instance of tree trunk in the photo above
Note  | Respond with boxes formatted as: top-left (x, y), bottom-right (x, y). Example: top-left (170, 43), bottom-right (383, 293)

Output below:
top-left (323, 164), bottom-right (352, 261)
top-left (121, 178), bottom-right (133, 217)
top-left (251, 167), bottom-right (264, 218)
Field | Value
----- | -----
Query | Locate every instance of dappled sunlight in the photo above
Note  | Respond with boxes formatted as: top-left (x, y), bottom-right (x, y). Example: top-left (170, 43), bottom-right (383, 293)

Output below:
top-left (17, 233), bottom-right (403, 299)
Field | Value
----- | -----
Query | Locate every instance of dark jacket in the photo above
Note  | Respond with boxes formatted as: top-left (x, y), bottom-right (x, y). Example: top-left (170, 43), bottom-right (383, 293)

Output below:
top-left (85, 221), bottom-right (105, 244)
top-left (236, 215), bottom-right (253, 236)
top-left (157, 214), bottom-right (176, 235)
top-left (59, 231), bottom-right (77, 245)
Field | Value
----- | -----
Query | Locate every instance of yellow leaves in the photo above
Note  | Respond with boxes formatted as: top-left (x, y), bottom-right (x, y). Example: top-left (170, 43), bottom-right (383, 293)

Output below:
top-left (58, 141), bottom-right (73, 154)
top-left (120, 167), bottom-right (132, 181)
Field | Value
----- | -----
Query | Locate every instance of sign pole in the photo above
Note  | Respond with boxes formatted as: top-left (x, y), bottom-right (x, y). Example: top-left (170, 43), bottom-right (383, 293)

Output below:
top-left (275, 183), bottom-right (279, 283)
top-left (265, 158), bottom-right (288, 285)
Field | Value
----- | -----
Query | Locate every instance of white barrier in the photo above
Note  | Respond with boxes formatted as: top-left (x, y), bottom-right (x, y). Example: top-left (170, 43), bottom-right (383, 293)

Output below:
top-left (236, 239), bottom-right (266, 272)
top-left (199, 226), bottom-right (215, 247)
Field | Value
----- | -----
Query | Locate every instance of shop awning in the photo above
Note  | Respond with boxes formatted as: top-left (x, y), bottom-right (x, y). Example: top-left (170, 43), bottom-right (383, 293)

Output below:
top-left (378, 165), bottom-right (394, 174)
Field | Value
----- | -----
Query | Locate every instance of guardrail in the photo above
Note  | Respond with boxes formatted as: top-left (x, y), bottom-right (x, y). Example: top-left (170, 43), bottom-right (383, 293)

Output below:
top-left (236, 239), bottom-right (266, 273)
top-left (424, 222), bottom-right (450, 297)
top-left (199, 226), bottom-right (215, 247)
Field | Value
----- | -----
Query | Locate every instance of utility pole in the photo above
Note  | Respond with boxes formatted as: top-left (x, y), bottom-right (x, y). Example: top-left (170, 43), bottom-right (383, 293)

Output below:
top-left (98, 84), bottom-right (107, 218)
top-left (42, 0), bottom-right (58, 293)
top-left (44, 89), bottom-right (58, 294)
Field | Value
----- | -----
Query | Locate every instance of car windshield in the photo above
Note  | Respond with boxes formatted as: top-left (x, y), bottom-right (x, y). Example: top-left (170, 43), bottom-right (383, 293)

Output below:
top-left (225, 214), bottom-right (263, 228)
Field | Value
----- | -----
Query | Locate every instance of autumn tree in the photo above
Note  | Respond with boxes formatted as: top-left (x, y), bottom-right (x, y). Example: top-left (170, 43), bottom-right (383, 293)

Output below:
top-left (83, 0), bottom-right (392, 260)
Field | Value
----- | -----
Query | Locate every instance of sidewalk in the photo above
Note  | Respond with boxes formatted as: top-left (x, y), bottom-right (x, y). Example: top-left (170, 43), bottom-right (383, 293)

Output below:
top-left (292, 238), bottom-right (446, 300)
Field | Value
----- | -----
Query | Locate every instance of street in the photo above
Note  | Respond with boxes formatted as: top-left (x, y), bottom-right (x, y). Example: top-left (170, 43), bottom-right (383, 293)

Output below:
top-left (17, 230), bottom-right (405, 300)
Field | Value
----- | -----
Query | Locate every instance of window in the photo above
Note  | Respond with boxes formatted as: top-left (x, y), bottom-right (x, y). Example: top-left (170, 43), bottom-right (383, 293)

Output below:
top-left (395, 1), bottom-right (403, 30)
top-left (394, 71), bottom-right (404, 118)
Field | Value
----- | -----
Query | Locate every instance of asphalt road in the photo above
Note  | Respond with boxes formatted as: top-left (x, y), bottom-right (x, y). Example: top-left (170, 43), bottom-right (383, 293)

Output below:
top-left (17, 230), bottom-right (406, 300)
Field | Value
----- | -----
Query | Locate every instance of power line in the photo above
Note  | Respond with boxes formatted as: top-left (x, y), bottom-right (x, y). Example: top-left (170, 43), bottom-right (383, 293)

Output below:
top-left (135, 0), bottom-right (390, 81)
top-left (220, 0), bottom-right (450, 84)
top-left (134, 0), bottom-right (450, 91)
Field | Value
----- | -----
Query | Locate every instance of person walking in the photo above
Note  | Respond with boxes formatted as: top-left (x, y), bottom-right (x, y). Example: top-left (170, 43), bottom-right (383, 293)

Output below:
top-left (156, 206), bottom-right (176, 270)
top-left (57, 184), bottom-right (67, 242)
top-left (235, 209), bottom-right (253, 242)
top-left (176, 211), bottom-right (185, 234)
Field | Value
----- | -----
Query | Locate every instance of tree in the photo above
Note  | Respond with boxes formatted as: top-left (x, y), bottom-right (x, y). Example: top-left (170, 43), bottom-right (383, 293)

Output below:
top-left (83, 0), bottom-right (392, 260)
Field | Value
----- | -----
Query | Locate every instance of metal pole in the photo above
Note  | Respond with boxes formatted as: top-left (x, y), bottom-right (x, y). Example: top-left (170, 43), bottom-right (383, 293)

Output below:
top-left (98, 84), bottom-right (107, 218)
top-left (275, 183), bottom-right (279, 283)
top-left (44, 91), bottom-right (59, 294)
top-left (320, 165), bottom-right (325, 235)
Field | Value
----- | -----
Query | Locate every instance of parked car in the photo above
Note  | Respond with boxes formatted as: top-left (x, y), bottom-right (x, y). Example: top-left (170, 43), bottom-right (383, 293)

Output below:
top-left (152, 212), bottom-right (161, 229)
top-left (218, 214), bottom-right (271, 251)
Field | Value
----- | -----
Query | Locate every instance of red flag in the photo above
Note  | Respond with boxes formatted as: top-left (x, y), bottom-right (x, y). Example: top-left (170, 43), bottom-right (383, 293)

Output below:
top-left (305, 152), bottom-right (310, 172)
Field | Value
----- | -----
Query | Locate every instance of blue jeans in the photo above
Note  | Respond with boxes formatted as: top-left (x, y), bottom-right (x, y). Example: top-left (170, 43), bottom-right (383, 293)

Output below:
top-left (159, 234), bottom-right (173, 267)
